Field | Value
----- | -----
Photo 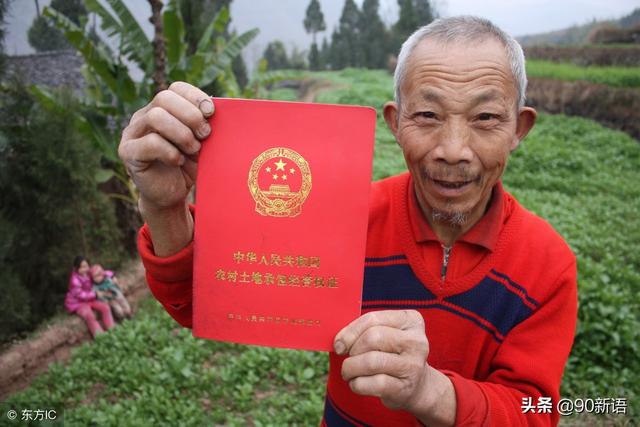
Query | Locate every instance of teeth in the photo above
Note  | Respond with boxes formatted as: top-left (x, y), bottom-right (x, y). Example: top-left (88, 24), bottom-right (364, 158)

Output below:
top-left (435, 180), bottom-right (468, 189)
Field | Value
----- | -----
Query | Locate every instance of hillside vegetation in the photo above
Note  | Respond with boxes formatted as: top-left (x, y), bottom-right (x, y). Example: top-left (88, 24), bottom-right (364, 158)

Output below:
top-left (518, 7), bottom-right (640, 46)
top-left (3, 69), bottom-right (638, 426)
top-left (526, 60), bottom-right (640, 88)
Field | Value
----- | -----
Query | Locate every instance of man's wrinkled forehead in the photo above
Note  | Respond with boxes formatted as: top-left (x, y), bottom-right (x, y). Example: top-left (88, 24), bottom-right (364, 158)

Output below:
top-left (402, 36), bottom-right (517, 102)
top-left (409, 35), bottom-right (510, 74)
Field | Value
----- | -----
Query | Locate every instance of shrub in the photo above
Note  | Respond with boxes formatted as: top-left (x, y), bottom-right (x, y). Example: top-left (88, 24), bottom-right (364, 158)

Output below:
top-left (0, 80), bottom-right (126, 341)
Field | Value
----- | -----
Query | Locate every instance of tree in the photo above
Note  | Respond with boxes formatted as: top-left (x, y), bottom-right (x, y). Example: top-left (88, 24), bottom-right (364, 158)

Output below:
top-left (304, 0), bottom-right (326, 71)
top-left (319, 37), bottom-right (330, 69)
top-left (329, 0), bottom-right (362, 69)
top-left (359, 0), bottom-right (388, 69)
top-left (263, 40), bottom-right (289, 70)
top-left (414, 0), bottom-right (434, 27)
top-left (0, 0), bottom-right (9, 75)
top-left (308, 41), bottom-right (321, 70)
top-left (27, 0), bottom-right (86, 52)
top-left (149, 0), bottom-right (167, 92)
top-left (177, 0), bottom-right (236, 96)
top-left (390, 0), bottom-right (435, 54)
top-left (391, 0), bottom-right (414, 54)
top-left (289, 46), bottom-right (307, 70)
top-left (179, 0), bottom-right (233, 54)
top-left (35, 0), bottom-right (258, 251)
top-left (304, 0), bottom-right (326, 44)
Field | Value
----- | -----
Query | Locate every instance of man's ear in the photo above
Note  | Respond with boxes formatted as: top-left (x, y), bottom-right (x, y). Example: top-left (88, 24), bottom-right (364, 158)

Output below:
top-left (512, 106), bottom-right (537, 151)
top-left (383, 101), bottom-right (400, 140)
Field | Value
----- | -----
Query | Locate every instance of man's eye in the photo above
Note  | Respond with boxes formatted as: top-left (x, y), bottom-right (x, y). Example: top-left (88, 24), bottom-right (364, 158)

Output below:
top-left (417, 111), bottom-right (437, 119)
top-left (477, 113), bottom-right (496, 121)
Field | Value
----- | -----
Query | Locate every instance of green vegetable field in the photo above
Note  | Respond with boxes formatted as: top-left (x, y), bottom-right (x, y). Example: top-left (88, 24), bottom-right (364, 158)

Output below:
top-left (4, 69), bottom-right (638, 426)
top-left (526, 59), bottom-right (640, 87)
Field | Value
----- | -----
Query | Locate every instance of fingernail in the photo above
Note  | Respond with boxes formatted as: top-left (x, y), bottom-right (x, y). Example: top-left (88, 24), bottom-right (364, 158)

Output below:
top-left (334, 341), bottom-right (345, 355)
top-left (197, 122), bottom-right (211, 139)
top-left (199, 99), bottom-right (214, 115)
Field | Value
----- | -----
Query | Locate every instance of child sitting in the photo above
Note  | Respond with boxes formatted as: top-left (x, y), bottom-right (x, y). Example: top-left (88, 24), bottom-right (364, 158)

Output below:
top-left (65, 256), bottom-right (115, 337)
top-left (90, 264), bottom-right (132, 321)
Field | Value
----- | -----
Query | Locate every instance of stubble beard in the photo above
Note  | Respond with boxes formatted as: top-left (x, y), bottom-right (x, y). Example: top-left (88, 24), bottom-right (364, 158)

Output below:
top-left (431, 203), bottom-right (470, 227)
top-left (420, 166), bottom-right (477, 227)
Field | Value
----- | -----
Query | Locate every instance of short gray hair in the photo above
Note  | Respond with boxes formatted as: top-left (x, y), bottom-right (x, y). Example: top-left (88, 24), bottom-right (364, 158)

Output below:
top-left (394, 16), bottom-right (527, 109)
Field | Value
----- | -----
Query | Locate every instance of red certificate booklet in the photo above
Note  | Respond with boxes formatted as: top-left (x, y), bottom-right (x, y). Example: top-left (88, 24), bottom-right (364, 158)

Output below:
top-left (193, 98), bottom-right (376, 351)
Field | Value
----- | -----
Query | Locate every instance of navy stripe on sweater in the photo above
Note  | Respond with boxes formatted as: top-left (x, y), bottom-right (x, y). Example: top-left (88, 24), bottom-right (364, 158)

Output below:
top-left (444, 275), bottom-right (534, 337)
top-left (491, 269), bottom-right (540, 307)
top-left (324, 395), bottom-right (371, 427)
top-left (363, 263), bottom-right (436, 301)
top-left (362, 263), bottom-right (535, 341)
top-left (364, 254), bottom-right (408, 263)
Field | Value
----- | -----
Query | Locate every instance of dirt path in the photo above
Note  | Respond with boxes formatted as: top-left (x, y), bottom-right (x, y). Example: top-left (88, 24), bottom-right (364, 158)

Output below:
top-left (0, 260), bottom-right (149, 400)
top-left (296, 78), bottom-right (337, 102)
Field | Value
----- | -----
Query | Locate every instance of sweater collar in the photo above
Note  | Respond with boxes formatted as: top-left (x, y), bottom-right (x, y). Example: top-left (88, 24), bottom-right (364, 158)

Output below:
top-left (407, 175), bottom-right (505, 252)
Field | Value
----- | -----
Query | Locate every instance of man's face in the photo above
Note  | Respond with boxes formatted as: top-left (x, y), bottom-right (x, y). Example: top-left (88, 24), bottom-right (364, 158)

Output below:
top-left (384, 38), bottom-right (535, 227)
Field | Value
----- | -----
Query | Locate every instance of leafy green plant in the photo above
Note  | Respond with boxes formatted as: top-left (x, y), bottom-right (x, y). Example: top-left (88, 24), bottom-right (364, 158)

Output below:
top-left (33, 0), bottom-right (259, 204)
top-left (526, 59), bottom-right (640, 88)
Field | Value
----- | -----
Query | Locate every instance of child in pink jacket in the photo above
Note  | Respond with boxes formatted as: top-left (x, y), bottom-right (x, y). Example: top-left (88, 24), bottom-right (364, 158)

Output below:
top-left (64, 256), bottom-right (114, 337)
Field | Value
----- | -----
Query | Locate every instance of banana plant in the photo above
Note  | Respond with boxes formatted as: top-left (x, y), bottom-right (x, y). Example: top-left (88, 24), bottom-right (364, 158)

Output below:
top-left (32, 0), bottom-right (259, 204)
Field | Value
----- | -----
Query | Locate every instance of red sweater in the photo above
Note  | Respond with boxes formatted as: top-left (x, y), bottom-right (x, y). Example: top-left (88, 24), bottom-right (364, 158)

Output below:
top-left (139, 172), bottom-right (577, 426)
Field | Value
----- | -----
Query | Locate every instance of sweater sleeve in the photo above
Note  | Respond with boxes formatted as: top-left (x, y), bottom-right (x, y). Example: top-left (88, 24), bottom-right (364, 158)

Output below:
top-left (443, 259), bottom-right (578, 427)
top-left (137, 217), bottom-right (194, 329)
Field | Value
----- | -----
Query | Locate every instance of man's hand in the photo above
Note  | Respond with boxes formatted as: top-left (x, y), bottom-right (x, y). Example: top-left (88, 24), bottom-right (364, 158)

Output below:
top-left (119, 82), bottom-right (214, 256)
top-left (334, 310), bottom-right (456, 426)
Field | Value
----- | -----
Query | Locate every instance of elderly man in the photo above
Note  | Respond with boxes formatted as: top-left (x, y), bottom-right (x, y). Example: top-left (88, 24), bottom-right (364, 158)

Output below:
top-left (119, 16), bottom-right (577, 427)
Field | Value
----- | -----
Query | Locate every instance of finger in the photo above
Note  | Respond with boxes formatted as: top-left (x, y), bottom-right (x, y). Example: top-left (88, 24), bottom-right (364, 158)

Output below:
top-left (119, 133), bottom-right (184, 169)
top-left (181, 157), bottom-right (198, 188)
top-left (348, 374), bottom-right (403, 400)
top-left (167, 81), bottom-right (214, 117)
top-left (348, 325), bottom-right (409, 356)
top-left (341, 351), bottom-right (406, 381)
top-left (334, 310), bottom-right (424, 355)
top-left (137, 107), bottom-right (202, 155)
top-left (150, 89), bottom-right (212, 140)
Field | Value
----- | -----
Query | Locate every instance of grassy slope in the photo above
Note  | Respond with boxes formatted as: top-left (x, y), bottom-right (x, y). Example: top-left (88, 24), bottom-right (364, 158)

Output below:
top-left (4, 69), bottom-right (638, 426)
top-left (526, 59), bottom-right (640, 88)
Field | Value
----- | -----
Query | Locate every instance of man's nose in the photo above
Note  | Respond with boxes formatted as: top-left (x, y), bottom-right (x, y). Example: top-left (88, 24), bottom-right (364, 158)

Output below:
top-left (433, 118), bottom-right (473, 164)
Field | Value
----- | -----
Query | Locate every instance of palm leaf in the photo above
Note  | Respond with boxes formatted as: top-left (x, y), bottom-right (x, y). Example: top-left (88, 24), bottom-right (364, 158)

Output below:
top-left (30, 84), bottom-right (119, 162)
top-left (84, 0), bottom-right (122, 39)
top-left (196, 29), bottom-right (259, 88)
top-left (216, 66), bottom-right (241, 98)
top-left (163, 1), bottom-right (185, 70)
top-left (105, 0), bottom-right (152, 71)
top-left (195, 6), bottom-right (230, 54)
top-left (29, 85), bottom-right (63, 112)
top-left (218, 29), bottom-right (259, 69)
top-left (43, 7), bottom-right (137, 103)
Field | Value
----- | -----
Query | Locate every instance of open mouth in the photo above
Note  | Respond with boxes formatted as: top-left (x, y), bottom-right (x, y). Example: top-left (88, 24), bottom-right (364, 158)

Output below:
top-left (433, 179), bottom-right (473, 189)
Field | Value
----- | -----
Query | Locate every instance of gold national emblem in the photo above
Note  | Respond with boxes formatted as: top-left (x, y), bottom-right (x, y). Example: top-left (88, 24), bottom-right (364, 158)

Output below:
top-left (247, 147), bottom-right (312, 218)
